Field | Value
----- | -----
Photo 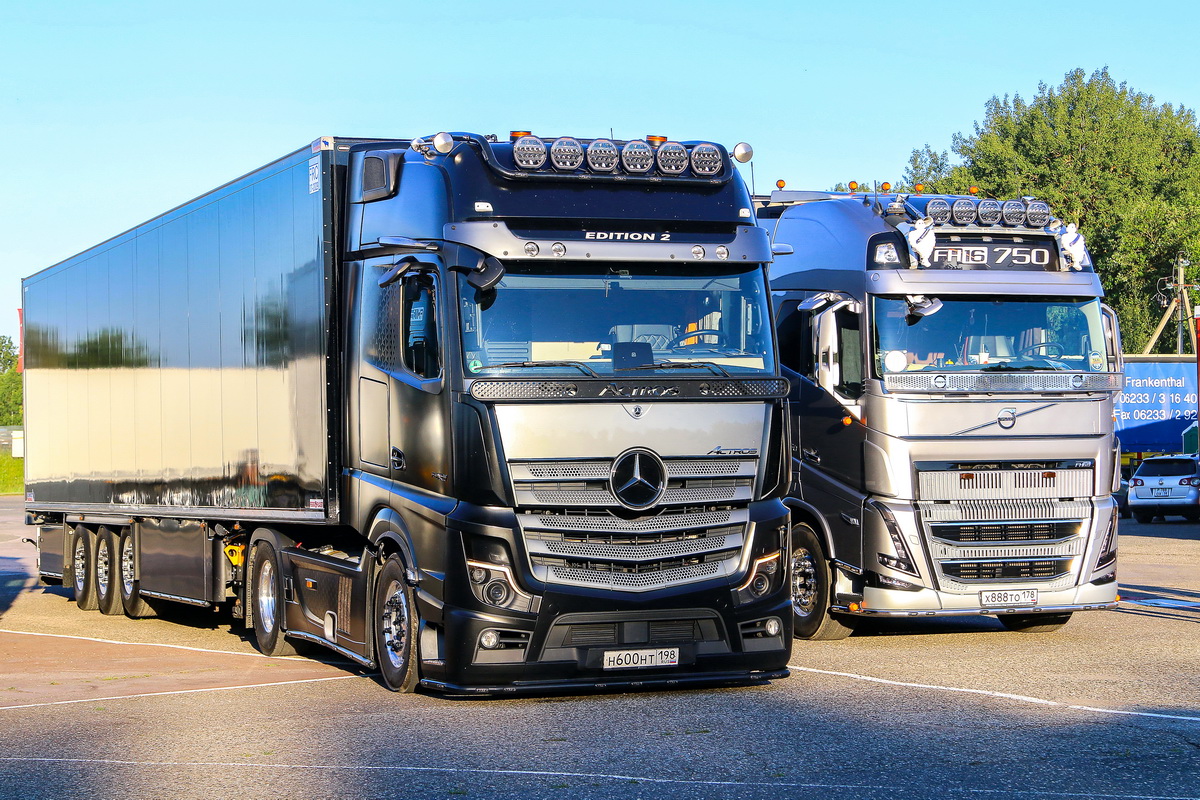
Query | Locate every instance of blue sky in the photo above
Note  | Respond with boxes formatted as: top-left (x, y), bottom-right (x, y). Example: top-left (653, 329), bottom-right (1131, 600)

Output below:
top-left (2, 0), bottom-right (1196, 344)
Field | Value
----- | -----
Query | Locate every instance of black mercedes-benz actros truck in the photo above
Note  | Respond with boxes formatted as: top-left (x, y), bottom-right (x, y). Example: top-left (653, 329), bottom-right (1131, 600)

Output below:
top-left (23, 132), bottom-right (792, 693)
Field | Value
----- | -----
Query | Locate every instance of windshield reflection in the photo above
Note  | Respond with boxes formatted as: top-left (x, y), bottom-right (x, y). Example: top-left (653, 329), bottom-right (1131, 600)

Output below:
top-left (872, 296), bottom-right (1114, 375)
top-left (458, 262), bottom-right (775, 377)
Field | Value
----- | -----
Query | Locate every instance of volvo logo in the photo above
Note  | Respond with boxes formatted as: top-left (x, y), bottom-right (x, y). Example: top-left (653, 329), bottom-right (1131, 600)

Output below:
top-left (997, 408), bottom-right (1017, 429)
top-left (609, 448), bottom-right (667, 510)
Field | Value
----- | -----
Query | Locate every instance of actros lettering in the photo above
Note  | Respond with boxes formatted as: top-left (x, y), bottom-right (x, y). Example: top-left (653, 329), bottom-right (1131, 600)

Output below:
top-left (708, 446), bottom-right (759, 456)
top-left (599, 384), bottom-right (680, 398)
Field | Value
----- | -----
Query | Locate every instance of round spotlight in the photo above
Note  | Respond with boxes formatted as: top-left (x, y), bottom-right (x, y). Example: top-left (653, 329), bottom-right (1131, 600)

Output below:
top-left (750, 573), bottom-right (771, 596)
top-left (689, 143), bottom-right (722, 176)
top-left (925, 198), bottom-right (952, 224)
top-left (1025, 201), bottom-right (1051, 227)
top-left (977, 199), bottom-right (1002, 225)
top-left (479, 629), bottom-right (501, 649)
top-left (764, 618), bottom-right (782, 637)
top-left (551, 242), bottom-right (566, 258)
top-left (621, 140), bottom-right (654, 173)
top-left (691, 245), bottom-right (705, 259)
top-left (586, 139), bottom-right (619, 172)
top-left (715, 245), bottom-right (729, 260)
top-left (732, 142), bottom-right (754, 163)
top-left (523, 242), bottom-right (540, 257)
top-left (1001, 200), bottom-right (1027, 226)
top-left (432, 132), bottom-right (454, 154)
top-left (951, 198), bottom-right (977, 225)
top-left (549, 137), bottom-right (584, 171)
top-left (513, 135), bottom-right (547, 170)
top-left (469, 566), bottom-right (488, 584)
top-left (656, 142), bottom-right (689, 175)
top-left (484, 581), bottom-right (510, 606)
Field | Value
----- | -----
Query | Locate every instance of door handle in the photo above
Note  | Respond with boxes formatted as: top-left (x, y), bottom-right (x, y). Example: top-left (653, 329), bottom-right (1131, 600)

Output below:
top-left (801, 447), bottom-right (821, 464)
top-left (390, 447), bottom-right (407, 472)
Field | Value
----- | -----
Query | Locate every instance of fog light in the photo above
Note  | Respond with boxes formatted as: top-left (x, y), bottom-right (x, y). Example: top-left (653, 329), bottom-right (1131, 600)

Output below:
top-left (485, 580), bottom-right (511, 606)
top-left (691, 245), bottom-right (705, 259)
top-left (469, 566), bottom-right (488, 584)
top-left (750, 573), bottom-right (771, 596)
top-left (551, 242), bottom-right (566, 258)
top-left (479, 629), bottom-right (500, 649)
top-left (524, 242), bottom-right (540, 257)
top-left (764, 618), bottom-right (781, 637)
top-left (715, 245), bottom-right (729, 260)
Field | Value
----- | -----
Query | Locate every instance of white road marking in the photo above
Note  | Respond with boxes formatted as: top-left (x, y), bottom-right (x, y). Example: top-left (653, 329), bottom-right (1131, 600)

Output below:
top-left (1122, 598), bottom-right (1200, 608)
top-left (0, 628), bottom-right (308, 659)
top-left (0, 757), bottom-right (1195, 799)
top-left (0, 675), bottom-right (367, 710)
top-left (789, 665), bottom-right (1200, 723)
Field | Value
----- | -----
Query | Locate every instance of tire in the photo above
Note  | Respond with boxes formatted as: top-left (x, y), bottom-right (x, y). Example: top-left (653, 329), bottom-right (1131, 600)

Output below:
top-left (95, 527), bottom-right (123, 616)
top-left (998, 612), bottom-right (1073, 633)
top-left (250, 542), bottom-right (297, 657)
top-left (118, 528), bottom-right (155, 618)
top-left (1133, 511), bottom-right (1152, 524)
top-left (374, 555), bottom-right (420, 692)
top-left (69, 525), bottom-right (98, 611)
top-left (789, 523), bottom-right (854, 641)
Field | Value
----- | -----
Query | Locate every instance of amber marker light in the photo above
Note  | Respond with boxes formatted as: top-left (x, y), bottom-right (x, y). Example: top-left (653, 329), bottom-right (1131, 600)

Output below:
top-left (881, 182), bottom-right (892, 192)
top-left (510, 131), bottom-right (531, 142)
top-left (969, 185), bottom-right (979, 195)
top-left (647, 135), bottom-right (667, 148)
top-left (776, 179), bottom-right (786, 189)
top-left (841, 414), bottom-right (853, 427)
top-left (915, 183), bottom-right (925, 193)
top-left (848, 181), bottom-right (859, 191)
top-left (849, 602), bottom-right (861, 612)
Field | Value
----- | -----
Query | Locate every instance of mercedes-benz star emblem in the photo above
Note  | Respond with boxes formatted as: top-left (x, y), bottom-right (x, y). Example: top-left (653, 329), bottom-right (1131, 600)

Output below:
top-left (610, 448), bottom-right (667, 510)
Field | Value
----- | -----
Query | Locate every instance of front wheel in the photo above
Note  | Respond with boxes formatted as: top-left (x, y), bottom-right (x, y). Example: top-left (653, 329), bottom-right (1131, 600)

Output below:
top-left (250, 542), bottom-right (298, 657)
top-left (790, 523), bottom-right (853, 641)
top-left (998, 612), bottom-right (1073, 633)
top-left (374, 555), bottom-right (420, 692)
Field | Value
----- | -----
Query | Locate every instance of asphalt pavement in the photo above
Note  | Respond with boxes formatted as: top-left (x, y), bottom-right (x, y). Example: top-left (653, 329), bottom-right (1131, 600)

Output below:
top-left (0, 496), bottom-right (1197, 799)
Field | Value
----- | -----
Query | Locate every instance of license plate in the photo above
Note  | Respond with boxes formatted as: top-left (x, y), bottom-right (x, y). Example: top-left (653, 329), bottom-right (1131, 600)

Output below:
top-left (1152, 488), bottom-right (1170, 497)
top-left (602, 647), bottom-right (680, 670)
top-left (980, 589), bottom-right (1038, 607)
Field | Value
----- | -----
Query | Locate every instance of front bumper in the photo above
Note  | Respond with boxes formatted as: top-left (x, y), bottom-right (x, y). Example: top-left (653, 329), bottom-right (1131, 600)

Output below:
top-left (835, 579), bottom-right (1119, 618)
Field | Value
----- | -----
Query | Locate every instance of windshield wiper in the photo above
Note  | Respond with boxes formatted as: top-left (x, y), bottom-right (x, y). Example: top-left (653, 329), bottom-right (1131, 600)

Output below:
top-left (479, 360), bottom-right (600, 377)
top-left (622, 360), bottom-right (731, 377)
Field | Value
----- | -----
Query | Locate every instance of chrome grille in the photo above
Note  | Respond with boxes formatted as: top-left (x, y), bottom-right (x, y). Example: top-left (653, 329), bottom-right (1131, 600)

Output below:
top-left (884, 372), bottom-right (1123, 393)
top-left (513, 456), bottom-right (757, 592)
top-left (942, 559), bottom-right (1072, 582)
top-left (918, 468), bottom-right (1093, 500)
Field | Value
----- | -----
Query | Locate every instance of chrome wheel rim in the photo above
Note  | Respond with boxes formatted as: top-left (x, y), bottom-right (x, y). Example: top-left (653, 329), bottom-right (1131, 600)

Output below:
top-left (790, 546), bottom-right (818, 617)
top-left (257, 559), bottom-right (277, 635)
top-left (73, 537), bottom-right (87, 593)
top-left (121, 538), bottom-right (135, 596)
top-left (96, 540), bottom-right (111, 597)
top-left (380, 580), bottom-right (409, 670)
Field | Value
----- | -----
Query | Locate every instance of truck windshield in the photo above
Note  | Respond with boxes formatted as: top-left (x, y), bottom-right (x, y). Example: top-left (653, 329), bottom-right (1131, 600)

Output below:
top-left (458, 262), bottom-right (775, 377)
top-left (872, 295), bottom-right (1114, 375)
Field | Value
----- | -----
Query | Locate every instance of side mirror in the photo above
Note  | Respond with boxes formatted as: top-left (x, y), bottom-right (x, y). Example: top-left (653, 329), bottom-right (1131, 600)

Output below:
top-left (378, 256), bottom-right (437, 288)
top-left (451, 256), bottom-right (505, 292)
top-left (771, 243), bottom-right (794, 256)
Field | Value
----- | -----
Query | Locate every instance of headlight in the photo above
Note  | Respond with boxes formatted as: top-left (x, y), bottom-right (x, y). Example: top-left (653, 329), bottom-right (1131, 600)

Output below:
top-left (513, 135), bottom-right (547, 170)
top-left (549, 137), bottom-right (584, 171)
top-left (656, 141), bottom-right (689, 175)
top-left (621, 140), bottom-right (654, 173)
top-left (689, 143), bottom-right (723, 176)
top-left (925, 198), bottom-right (952, 224)
top-left (977, 199), bottom-right (1002, 225)
top-left (586, 139), bottom-right (619, 172)
top-left (951, 198), bottom-right (977, 225)
top-left (1001, 200), bottom-right (1027, 226)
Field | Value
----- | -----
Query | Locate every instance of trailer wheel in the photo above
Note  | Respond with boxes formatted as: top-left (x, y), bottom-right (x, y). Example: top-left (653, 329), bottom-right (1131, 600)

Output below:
top-left (374, 555), bottom-right (419, 692)
top-left (69, 525), bottom-right (99, 611)
top-left (95, 527), bottom-right (123, 616)
top-left (790, 523), bottom-right (853, 641)
top-left (250, 542), bottom-right (297, 657)
top-left (997, 612), bottom-right (1072, 633)
top-left (118, 528), bottom-right (154, 618)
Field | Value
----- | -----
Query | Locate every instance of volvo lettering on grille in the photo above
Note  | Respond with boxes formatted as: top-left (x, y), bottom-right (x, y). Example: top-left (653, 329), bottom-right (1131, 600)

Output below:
top-left (610, 448), bottom-right (667, 510)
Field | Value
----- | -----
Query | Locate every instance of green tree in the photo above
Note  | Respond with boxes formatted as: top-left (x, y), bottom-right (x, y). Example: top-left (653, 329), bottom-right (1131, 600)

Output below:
top-left (0, 335), bottom-right (20, 426)
top-left (906, 68), bottom-right (1200, 351)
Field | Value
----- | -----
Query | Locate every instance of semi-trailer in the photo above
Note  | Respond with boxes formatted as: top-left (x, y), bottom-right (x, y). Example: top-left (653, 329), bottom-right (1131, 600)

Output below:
top-left (23, 132), bottom-right (793, 693)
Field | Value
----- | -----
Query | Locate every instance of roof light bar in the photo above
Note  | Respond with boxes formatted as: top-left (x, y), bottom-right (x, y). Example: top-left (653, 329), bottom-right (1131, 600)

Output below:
top-left (977, 199), bottom-right (1002, 225)
top-left (586, 139), bottom-right (619, 172)
top-left (951, 198), bottom-right (977, 225)
top-left (1001, 200), bottom-right (1027, 226)
top-left (549, 137), bottom-right (584, 171)
top-left (925, 198), bottom-right (952, 224)
top-left (1025, 200), bottom-right (1051, 227)
top-left (620, 140), bottom-right (654, 173)
top-left (513, 135), bottom-right (547, 170)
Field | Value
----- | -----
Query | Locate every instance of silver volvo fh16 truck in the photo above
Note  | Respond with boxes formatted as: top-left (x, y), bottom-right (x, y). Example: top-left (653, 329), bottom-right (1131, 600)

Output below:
top-left (23, 133), bottom-right (793, 693)
top-left (756, 188), bottom-right (1123, 638)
